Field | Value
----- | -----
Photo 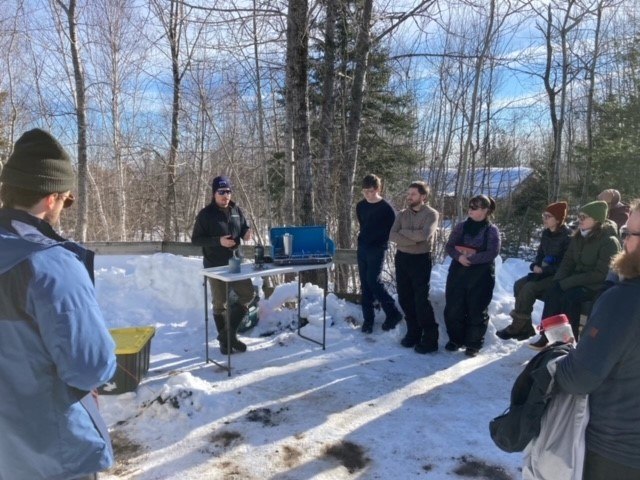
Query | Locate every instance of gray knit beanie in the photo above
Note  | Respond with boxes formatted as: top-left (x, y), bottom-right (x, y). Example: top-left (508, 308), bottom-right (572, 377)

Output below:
top-left (0, 129), bottom-right (75, 193)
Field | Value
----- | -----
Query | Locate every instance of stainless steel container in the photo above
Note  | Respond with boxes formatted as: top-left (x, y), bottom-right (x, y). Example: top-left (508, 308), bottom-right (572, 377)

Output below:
top-left (282, 233), bottom-right (293, 256)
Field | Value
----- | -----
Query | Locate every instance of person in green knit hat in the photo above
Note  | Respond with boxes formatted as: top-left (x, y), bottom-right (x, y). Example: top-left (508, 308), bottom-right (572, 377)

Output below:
top-left (529, 200), bottom-right (621, 349)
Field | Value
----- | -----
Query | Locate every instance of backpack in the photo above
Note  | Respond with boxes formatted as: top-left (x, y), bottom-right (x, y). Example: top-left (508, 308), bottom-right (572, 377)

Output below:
top-left (489, 343), bottom-right (572, 452)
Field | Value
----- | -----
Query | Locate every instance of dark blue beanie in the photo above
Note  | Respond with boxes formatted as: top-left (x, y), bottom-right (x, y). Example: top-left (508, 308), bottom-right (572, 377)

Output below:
top-left (211, 175), bottom-right (232, 192)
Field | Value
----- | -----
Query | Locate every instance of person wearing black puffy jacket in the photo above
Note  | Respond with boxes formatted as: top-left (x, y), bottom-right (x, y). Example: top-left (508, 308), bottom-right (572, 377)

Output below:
top-left (497, 202), bottom-right (572, 341)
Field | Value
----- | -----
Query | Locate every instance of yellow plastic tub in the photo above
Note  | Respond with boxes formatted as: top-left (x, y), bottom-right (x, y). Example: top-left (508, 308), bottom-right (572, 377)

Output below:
top-left (99, 326), bottom-right (155, 395)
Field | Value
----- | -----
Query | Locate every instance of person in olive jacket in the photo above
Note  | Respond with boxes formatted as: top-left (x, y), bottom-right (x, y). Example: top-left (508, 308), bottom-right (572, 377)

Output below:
top-left (497, 202), bottom-right (571, 341)
top-left (530, 200), bottom-right (621, 349)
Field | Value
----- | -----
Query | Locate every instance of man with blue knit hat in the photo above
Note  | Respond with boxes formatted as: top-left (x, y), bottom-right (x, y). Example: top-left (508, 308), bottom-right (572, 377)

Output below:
top-left (0, 128), bottom-right (116, 480)
top-left (192, 175), bottom-right (253, 354)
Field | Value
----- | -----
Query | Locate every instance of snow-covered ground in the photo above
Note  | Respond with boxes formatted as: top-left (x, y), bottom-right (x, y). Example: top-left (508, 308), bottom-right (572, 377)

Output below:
top-left (96, 253), bottom-right (540, 479)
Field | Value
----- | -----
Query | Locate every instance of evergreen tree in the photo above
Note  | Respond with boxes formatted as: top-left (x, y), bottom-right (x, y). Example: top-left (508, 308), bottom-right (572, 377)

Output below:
top-left (575, 36), bottom-right (640, 200)
top-left (308, 3), bottom-right (420, 195)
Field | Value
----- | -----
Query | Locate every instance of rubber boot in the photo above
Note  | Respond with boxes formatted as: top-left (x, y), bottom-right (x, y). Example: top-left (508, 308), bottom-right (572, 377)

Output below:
top-left (496, 310), bottom-right (536, 341)
top-left (229, 303), bottom-right (248, 353)
top-left (213, 313), bottom-right (230, 355)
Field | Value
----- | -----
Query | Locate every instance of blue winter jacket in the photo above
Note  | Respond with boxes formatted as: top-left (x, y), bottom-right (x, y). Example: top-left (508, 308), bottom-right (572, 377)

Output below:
top-left (0, 209), bottom-right (116, 480)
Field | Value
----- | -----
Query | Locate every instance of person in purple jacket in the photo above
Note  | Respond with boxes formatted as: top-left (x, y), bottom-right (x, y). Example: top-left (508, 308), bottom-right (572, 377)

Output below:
top-left (443, 195), bottom-right (501, 357)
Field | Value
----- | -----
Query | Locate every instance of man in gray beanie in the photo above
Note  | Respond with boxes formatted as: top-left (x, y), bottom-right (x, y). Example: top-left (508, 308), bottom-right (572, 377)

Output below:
top-left (0, 129), bottom-right (116, 480)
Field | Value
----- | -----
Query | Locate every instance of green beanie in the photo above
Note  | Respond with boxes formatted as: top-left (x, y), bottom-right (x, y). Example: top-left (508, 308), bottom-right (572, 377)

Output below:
top-left (0, 129), bottom-right (75, 194)
top-left (579, 200), bottom-right (608, 224)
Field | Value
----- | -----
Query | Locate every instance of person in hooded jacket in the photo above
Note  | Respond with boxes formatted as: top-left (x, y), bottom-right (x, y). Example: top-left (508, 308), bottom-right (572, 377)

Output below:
top-left (597, 188), bottom-right (630, 232)
top-left (530, 200), bottom-right (621, 349)
top-left (0, 129), bottom-right (116, 480)
top-left (497, 202), bottom-right (572, 341)
top-left (554, 200), bottom-right (640, 480)
top-left (192, 175), bottom-right (254, 355)
top-left (443, 194), bottom-right (501, 357)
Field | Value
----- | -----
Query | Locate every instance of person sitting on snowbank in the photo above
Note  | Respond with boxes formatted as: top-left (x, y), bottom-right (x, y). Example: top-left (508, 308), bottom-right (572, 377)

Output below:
top-left (497, 202), bottom-right (571, 341)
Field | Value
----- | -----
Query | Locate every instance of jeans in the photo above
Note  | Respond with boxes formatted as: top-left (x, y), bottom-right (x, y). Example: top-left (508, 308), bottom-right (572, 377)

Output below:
top-left (357, 246), bottom-right (400, 324)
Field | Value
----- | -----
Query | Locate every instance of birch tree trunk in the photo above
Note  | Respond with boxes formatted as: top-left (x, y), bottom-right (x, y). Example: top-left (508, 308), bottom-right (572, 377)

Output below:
top-left (56, 0), bottom-right (89, 241)
top-left (455, 0), bottom-right (495, 219)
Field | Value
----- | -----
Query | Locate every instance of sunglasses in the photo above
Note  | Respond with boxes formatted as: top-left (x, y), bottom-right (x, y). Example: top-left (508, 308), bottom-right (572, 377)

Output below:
top-left (620, 227), bottom-right (640, 240)
top-left (56, 192), bottom-right (75, 209)
top-left (468, 204), bottom-right (486, 211)
top-left (216, 189), bottom-right (232, 196)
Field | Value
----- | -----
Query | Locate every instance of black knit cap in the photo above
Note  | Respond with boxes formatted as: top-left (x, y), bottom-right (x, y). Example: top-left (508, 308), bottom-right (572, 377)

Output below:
top-left (0, 128), bottom-right (75, 193)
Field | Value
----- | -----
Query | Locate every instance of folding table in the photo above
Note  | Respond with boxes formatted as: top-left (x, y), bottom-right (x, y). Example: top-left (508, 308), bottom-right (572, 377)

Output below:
top-left (202, 261), bottom-right (332, 376)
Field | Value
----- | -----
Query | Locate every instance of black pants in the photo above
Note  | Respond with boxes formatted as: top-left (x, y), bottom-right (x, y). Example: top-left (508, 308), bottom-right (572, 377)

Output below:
top-left (542, 285), bottom-right (596, 339)
top-left (444, 261), bottom-right (495, 350)
top-left (395, 251), bottom-right (438, 346)
top-left (583, 450), bottom-right (640, 480)
top-left (358, 246), bottom-right (400, 324)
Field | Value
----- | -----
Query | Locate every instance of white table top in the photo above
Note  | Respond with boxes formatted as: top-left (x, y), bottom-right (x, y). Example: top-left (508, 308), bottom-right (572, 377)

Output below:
top-left (202, 261), bottom-right (333, 282)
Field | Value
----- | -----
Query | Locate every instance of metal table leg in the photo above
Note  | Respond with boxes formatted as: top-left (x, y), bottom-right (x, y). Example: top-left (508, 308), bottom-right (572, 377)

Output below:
top-left (225, 282), bottom-right (232, 376)
top-left (296, 266), bottom-right (328, 349)
top-left (204, 278), bottom-right (209, 363)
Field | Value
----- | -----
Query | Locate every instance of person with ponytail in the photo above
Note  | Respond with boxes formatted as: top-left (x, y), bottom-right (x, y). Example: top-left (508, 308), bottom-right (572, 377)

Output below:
top-left (443, 195), bottom-right (501, 357)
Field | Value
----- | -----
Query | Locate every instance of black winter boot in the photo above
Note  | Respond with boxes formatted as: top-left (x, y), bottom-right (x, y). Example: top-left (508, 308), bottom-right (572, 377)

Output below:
top-left (213, 314), bottom-right (230, 355)
top-left (414, 332), bottom-right (438, 354)
top-left (229, 303), bottom-right (248, 353)
top-left (496, 310), bottom-right (536, 340)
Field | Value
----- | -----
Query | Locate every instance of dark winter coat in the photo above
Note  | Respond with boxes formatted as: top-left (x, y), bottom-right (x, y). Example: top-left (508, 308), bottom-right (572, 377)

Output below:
top-left (553, 227), bottom-right (620, 292)
top-left (445, 220), bottom-right (500, 265)
top-left (530, 225), bottom-right (572, 279)
top-left (490, 343), bottom-right (572, 452)
top-left (555, 277), bottom-right (640, 469)
top-left (192, 200), bottom-right (250, 268)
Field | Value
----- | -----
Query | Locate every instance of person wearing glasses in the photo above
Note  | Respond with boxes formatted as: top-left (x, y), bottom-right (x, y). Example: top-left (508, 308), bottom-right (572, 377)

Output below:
top-left (356, 174), bottom-right (402, 334)
top-left (389, 181), bottom-right (440, 353)
top-left (0, 129), bottom-right (116, 480)
top-left (443, 194), bottom-right (501, 357)
top-left (497, 202), bottom-right (572, 341)
top-left (192, 175), bottom-right (253, 355)
top-left (530, 200), bottom-right (621, 349)
top-left (554, 200), bottom-right (640, 480)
